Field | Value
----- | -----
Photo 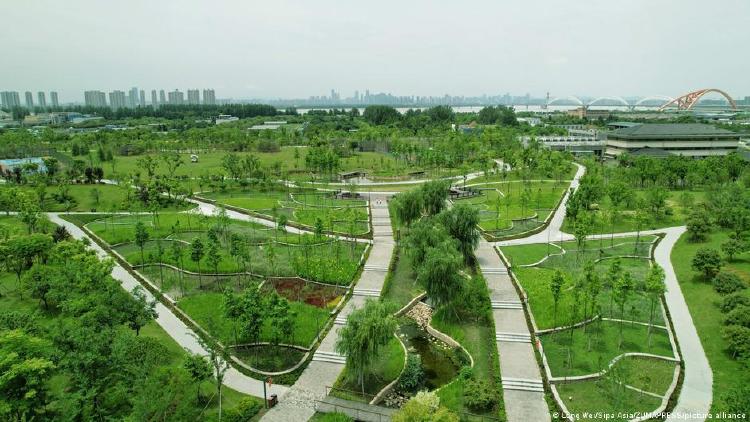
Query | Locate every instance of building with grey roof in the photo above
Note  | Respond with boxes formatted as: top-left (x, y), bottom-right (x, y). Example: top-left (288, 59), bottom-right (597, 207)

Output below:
top-left (605, 123), bottom-right (740, 158)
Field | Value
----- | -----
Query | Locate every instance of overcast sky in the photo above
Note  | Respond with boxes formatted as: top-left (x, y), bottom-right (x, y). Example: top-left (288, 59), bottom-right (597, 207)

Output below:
top-left (2, 0), bottom-right (749, 102)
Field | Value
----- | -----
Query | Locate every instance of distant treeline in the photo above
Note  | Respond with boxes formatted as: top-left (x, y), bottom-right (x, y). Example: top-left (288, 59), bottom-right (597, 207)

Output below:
top-left (4, 104), bottom-right (282, 120)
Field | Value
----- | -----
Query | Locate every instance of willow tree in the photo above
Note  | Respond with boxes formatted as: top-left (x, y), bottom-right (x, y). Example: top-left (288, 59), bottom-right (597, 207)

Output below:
top-left (335, 300), bottom-right (397, 396)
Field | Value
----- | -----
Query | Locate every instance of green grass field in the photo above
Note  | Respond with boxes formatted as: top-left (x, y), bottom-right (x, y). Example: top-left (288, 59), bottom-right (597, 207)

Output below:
top-left (561, 189), bottom-right (706, 234)
top-left (202, 189), bottom-right (370, 236)
top-left (454, 181), bottom-right (566, 236)
top-left (540, 321), bottom-right (674, 377)
top-left (501, 236), bottom-right (658, 330)
top-left (670, 230), bottom-right (750, 413)
top-left (556, 357), bottom-right (677, 421)
top-left (0, 183), bottom-right (190, 212)
top-left (178, 292), bottom-right (330, 347)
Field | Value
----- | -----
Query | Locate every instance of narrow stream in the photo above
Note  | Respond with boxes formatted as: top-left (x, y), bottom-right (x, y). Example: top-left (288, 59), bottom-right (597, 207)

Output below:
top-left (397, 320), bottom-right (470, 390)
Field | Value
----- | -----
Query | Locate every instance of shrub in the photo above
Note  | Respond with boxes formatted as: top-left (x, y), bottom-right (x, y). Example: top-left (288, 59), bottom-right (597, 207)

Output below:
top-left (463, 378), bottom-right (497, 412)
top-left (691, 248), bottom-right (722, 279)
top-left (224, 397), bottom-right (262, 422)
top-left (712, 271), bottom-right (746, 295)
top-left (392, 391), bottom-right (458, 422)
top-left (723, 325), bottom-right (750, 360)
top-left (398, 354), bottom-right (425, 392)
top-left (725, 305), bottom-right (750, 328)
top-left (721, 293), bottom-right (750, 313)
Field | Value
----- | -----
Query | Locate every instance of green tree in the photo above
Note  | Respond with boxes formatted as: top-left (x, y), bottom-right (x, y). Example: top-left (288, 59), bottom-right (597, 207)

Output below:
top-left (129, 367), bottom-right (201, 421)
top-left (721, 237), bottom-right (746, 262)
top-left (0, 330), bottom-right (56, 421)
top-left (686, 209), bottom-right (712, 242)
top-left (613, 272), bottom-right (635, 349)
top-left (335, 300), bottom-right (397, 396)
top-left (190, 237), bottom-right (205, 288)
top-left (691, 247), bottom-right (722, 280)
top-left (134, 221), bottom-right (150, 265)
top-left (645, 265), bottom-right (666, 348)
top-left (550, 270), bottom-right (565, 328)
top-left (183, 353), bottom-right (213, 402)
top-left (417, 242), bottom-right (464, 312)
top-left (125, 286), bottom-right (158, 336)
top-left (438, 204), bottom-right (480, 264)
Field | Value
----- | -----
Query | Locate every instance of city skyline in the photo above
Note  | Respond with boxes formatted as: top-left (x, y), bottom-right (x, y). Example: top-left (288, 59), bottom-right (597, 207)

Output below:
top-left (2, 0), bottom-right (749, 102)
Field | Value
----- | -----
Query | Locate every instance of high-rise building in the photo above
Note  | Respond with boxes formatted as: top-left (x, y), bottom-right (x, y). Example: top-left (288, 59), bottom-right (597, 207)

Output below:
top-left (1, 91), bottom-right (21, 109)
top-left (167, 89), bottom-right (184, 105)
top-left (37, 92), bottom-right (47, 108)
top-left (84, 90), bottom-right (108, 108)
top-left (24, 91), bottom-right (34, 109)
top-left (49, 92), bottom-right (58, 107)
top-left (187, 89), bottom-right (200, 105)
top-left (202, 89), bottom-right (215, 105)
top-left (159, 90), bottom-right (166, 105)
top-left (125, 87), bottom-right (138, 108)
top-left (139, 90), bottom-right (146, 107)
top-left (151, 90), bottom-right (158, 108)
top-left (108, 90), bottom-right (127, 110)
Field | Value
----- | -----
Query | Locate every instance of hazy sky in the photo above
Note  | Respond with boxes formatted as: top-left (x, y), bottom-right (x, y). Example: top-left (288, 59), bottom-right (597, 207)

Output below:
top-left (3, 0), bottom-right (749, 102)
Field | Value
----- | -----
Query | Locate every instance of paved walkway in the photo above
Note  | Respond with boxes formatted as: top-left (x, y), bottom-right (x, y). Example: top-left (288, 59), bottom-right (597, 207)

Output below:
top-left (476, 240), bottom-right (550, 422)
top-left (261, 195), bottom-right (395, 422)
top-left (47, 213), bottom-right (289, 399)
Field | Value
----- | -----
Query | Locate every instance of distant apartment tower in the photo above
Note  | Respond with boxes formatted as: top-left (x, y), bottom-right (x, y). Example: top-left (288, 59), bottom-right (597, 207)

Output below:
top-left (127, 87), bottom-right (139, 108)
top-left (168, 89), bottom-right (184, 105)
top-left (84, 90), bottom-right (108, 108)
top-left (187, 89), bottom-right (200, 105)
top-left (109, 90), bottom-right (127, 110)
top-left (24, 91), bottom-right (34, 109)
top-left (202, 89), bottom-right (216, 105)
top-left (151, 90), bottom-right (158, 108)
top-left (139, 90), bottom-right (146, 107)
top-left (1, 91), bottom-right (21, 109)
top-left (37, 92), bottom-right (46, 108)
top-left (159, 90), bottom-right (166, 105)
top-left (49, 92), bottom-right (58, 107)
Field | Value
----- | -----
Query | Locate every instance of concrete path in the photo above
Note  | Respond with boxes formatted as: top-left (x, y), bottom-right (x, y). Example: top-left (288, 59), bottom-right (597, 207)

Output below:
top-left (261, 195), bottom-right (394, 422)
top-left (47, 213), bottom-right (289, 399)
top-left (657, 227), bottom-right (712, 421)
top-left (475, 240), bottom-right (550, 422)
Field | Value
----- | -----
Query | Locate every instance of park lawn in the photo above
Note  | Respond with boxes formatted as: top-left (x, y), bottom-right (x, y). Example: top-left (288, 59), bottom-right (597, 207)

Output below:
top-left (0, 183), bottom-right (189, 212)
top-left (333, 335), bottom-right (405, 401)
top-left (203, 189), bottom-right (370, 236)
top-left (561, 189), bottom-right (706, 234)
top-left (498, 243), bottom-right (558, 267)
top-left (624, 357), bottom-right (677, 395)
top-left (380, 249), bottom-right (425, 310)
top-left (503, 237), bottom-right (659, 330)
top-left (177, 292), bottom-right (330, 347)
top-left (0, 271), bottom-right (260, 421)
top-left (670, 230), bottom-right (750, 413)
top-left (540, 320), bottom-right (674, 378)
top-left (465, 163), bottom-right (576, 185)
top-left (454, 181), bottom-right (566, 234)
top-left (556, 379), bottom-right (662, 422)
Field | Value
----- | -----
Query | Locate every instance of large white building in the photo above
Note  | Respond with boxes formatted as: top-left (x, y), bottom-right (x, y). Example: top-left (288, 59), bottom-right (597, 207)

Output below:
top-left (84, 90), bottom-right (108, 108)
top-left (109, 90), bottom-right (127, 110)
top-left (202, 89), bottom-right (216, 105)
top-left (1, 91), bottom-right (21, 109)
top-left (168, 89), bottom-right (184, 105)
top-left (605, 123), bottom-right (741, 158)
top-left (24, 91), bottom-right (34, 109)
top-left (187, 89), bottom-right (200, 105)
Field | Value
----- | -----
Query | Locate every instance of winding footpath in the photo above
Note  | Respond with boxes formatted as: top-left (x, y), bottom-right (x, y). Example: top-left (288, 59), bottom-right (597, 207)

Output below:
top-left (47, 213), bottom-right (290, 399)
top-left (492, 162), bottom-right (712, 421)
top-left (261, 194), bottom-right (395, 421)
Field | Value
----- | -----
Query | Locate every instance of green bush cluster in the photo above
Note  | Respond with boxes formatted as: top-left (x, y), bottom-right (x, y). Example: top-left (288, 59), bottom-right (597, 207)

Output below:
top-left (398, 353), bottom-right (425, 392)
top-left (463, 378), bottom-right (497, 411)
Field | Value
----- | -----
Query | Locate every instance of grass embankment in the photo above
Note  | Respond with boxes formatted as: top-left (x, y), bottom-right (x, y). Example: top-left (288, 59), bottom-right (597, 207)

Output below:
top-left (671, 230), bottom-right (750, 413)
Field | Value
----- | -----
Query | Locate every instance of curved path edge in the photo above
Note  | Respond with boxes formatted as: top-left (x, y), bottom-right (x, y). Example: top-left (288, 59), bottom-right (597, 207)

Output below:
top-left (47, 213), bottom-right (289, 399)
